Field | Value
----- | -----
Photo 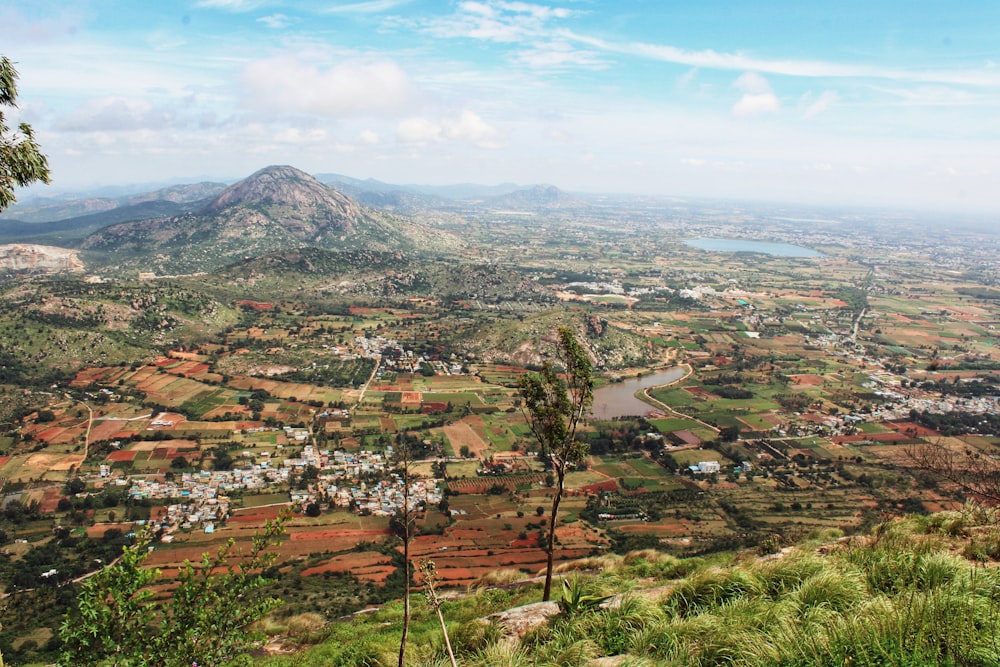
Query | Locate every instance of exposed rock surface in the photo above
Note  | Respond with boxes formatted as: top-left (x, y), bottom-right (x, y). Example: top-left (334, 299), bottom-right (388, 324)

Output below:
top-left (201, 165), bottom-right (364, 237)
top-left (0, 244), bottom-right (84, 273)
top-left (480, 600), bottom-right (561, 646)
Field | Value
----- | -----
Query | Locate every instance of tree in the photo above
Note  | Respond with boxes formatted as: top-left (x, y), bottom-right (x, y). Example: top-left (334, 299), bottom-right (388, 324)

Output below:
top-left (1, 57), bottom-right (50, 211)
top-left (518, 327), bottom-right (593, 601)
top-left (390, 434), bottom-right (420, 666)
top-left (905, 441), bottom-right (1000, 507)
top-left (60, 513), bottom-right (287, 667)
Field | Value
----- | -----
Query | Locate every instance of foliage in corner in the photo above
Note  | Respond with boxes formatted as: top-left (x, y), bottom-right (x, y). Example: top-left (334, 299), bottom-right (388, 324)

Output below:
top-left (59, 512), bottom-right (287, 667)
top-left (0, 56), bottom-right (51, 212)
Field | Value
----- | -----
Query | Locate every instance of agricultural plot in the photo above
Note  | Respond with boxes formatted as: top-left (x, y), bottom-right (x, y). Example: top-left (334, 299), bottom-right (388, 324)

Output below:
top-left (442, 417), bottom-right (491, 459)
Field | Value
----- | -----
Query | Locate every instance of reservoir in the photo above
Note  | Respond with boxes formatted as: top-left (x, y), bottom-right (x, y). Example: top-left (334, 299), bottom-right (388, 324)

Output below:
top-left (591, 367), bottom-right (687, 420)
top-left (684, 237), bottom-right (823, 257)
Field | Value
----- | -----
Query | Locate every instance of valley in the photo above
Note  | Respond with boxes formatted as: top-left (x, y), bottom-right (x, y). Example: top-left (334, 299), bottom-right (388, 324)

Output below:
top-left (0, 167), bottom-right (997, 663)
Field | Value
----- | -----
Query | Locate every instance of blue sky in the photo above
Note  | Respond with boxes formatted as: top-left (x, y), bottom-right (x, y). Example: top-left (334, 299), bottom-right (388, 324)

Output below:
top-left (2, 1), bottom-right (999, 213)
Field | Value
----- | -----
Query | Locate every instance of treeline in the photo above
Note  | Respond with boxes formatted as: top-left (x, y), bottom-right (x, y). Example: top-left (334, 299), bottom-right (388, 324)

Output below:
top-left (910, 409), bottom-right (1000, 436)
top-left (955, 286), bottom-right (1000, 301)
top-left (917, 377), bottom-right (1000, 397)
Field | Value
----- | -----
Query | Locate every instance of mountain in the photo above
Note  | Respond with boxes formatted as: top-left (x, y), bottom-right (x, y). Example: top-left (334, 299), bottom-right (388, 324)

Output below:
top-left (0, 200), bottom-right (197, 246)
top-left (316, 173), bottom-right (526, 201)
top-left (486, 184), bottom-right (586, 210)
top-left (0, 182), bottom-right (226, 224)
top-left (200, 165), bottom-right (365, 237)
top-left (318, 173), bottom-right (450, 214)
top-left (78, 166), bottom-right (460, 275)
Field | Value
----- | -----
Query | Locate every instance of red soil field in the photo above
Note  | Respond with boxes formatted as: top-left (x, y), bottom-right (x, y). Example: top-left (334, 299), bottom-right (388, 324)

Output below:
top-left (228, 505), bottom-right (290, 523)
top-left (164, 361), bottom-right (211, 377)
top-left (90, 420), bottom-right (134, 442)
top-left (886, 421), bottom-right (941, 438)
top-left (289, 529), bottom-right (391, 541)
top-left (34, 427), bottom-right (66, 443)
top-left (578, 480), bottom-right (619, 494)
top-left (106, 450), bottom-right (138, 462)
top-left (40, 487), bottom-right (66, 513)
top-left (683, 387), bottom-right (717, 399)
top-left (301, 552), bottom-right (393, 583)
top-left (70, 366), bottom-right (120, 387)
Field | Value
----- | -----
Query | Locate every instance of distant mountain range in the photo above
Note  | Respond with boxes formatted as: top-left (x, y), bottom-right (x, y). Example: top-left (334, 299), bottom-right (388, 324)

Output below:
top-left (0, 165), bottom-right (590, 275)
top-left (72, 166), bottom-right (460, 275)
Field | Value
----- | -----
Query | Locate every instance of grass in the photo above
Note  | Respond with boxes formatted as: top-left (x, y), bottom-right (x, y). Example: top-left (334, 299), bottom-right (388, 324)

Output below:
top-left (253, 508), bottom-right (1000, 667)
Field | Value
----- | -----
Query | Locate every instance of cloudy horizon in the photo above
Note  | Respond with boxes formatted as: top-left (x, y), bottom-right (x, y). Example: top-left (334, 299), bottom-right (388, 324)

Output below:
top-left (2, 1), bottom-right (999, 215)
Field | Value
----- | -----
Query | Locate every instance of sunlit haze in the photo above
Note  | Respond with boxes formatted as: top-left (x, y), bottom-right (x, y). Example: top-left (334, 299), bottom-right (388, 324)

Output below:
top-left (2, 1), bottom-right (999, 213)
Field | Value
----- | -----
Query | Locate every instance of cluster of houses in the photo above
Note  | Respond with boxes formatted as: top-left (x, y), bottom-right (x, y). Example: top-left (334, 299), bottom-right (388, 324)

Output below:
top-left (125, 466), bottom-right (285, 534)
top-left (289, 445), bottom-right (443, 516)
top-left (122, 442), bottom-right (444, 533)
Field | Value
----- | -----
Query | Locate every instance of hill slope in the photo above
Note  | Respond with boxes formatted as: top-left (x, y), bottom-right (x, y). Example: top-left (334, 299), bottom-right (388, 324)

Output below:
top-left (264, 508), bottom-right (1000, 667)
top-left (78, 166), bottom-right (461, 275)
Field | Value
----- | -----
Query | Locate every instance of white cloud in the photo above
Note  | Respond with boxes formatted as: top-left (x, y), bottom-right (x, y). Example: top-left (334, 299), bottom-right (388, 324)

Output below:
top-left (273, 127), bottom-right (328, 144)
top-left (193, 0), bottom-right (263, 10)
top-left (562, 31), bottom-right (1000, 88)
top-left (257, 14), bottom-right (294, 29)
top-left (428, 0), bottom-right (575, 44)
top-left (731, 73), bottom-right (779, 116)
top-left (803, 90), bottom-right (839, 118)
top-left (323, 0), bottom-right (413, 13)
top-left (732, 93), bottom-right (779, 116)
top-left (396, 110), bottom-right (503, 148)
top-left (359, 129), bottom-right (380, 144)
top-left (55, 97), bottom-right (181, 132)
top-left (446, 109), bottom-right (504, 147)
top-left (396, 117), bottom-right (442, 145)
top-left (514, 41), bottom-right (603, 69)
top-left (681, 158), bottom-right (706, 167)
top-left (734, 72), bottom-right (771, 94)
top-left (873, 85), bottom-right (985, 107)
top-left (240, 57), bottom-right (416, 115)
top-left (677, 68), bottom-right (698, 89)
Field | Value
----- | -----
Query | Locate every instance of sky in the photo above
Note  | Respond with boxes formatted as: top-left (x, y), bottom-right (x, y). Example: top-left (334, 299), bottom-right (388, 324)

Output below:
top-left (2, 0), bottom-right (999, 214)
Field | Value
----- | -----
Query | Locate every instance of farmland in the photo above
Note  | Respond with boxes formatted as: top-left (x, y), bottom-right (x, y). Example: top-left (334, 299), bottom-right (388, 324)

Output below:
top-left (0, 198), bottom-right (998, 664)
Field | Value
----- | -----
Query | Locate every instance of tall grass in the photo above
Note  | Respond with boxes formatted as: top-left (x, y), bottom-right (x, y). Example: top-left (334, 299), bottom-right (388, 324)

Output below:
top-left (260, 512), bottom-right (1000, 667)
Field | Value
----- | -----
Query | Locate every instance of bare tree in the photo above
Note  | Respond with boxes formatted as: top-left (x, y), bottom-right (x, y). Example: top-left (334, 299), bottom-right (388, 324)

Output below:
top-left (518, 327), bottom-right (593, 601)
top-left (905, 441), bottom-right (1000, 506)
top-left (418, 559), bottom-right (457, 667)
top-left (391, 434), bottom-right (419, 666)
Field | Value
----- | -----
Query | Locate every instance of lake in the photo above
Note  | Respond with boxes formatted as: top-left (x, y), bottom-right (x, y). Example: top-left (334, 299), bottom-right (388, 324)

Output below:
top-left (684, 237), bottom-right (823, 257)
top-left (591, 367), bottom-right (687, 420)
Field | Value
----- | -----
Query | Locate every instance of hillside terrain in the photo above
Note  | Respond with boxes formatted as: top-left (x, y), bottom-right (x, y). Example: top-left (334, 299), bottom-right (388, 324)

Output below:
top-left (260, 508), bottom-right (1000, 666)
top-left (0, 170), bottom-right (996, 665)
top-left (76, 166), bottom-right (462, 275)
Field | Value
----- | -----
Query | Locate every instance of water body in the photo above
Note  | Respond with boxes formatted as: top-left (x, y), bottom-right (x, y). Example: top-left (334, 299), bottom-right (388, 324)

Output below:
top-left (591, 367), bottom-right (687, 420)
top-left (684, 237), bottom-right (823, 257)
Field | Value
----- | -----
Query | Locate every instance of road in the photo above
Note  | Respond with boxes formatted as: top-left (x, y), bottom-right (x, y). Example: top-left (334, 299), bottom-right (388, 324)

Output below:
top-left (64, 393), bottom-right (94, 461)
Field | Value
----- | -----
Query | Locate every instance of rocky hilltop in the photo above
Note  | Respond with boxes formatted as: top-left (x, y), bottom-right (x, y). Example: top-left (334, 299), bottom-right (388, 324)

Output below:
top-left (79, 165), bottom-right (460, 275)
top-left (0, 244), bottom-right (84, 273)
top-left (201, 165), bottom-right (364, 237)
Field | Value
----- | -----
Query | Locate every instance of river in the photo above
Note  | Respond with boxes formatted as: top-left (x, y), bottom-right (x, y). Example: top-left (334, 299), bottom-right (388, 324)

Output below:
top-left (590, 367), bottom-right (687, 420)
